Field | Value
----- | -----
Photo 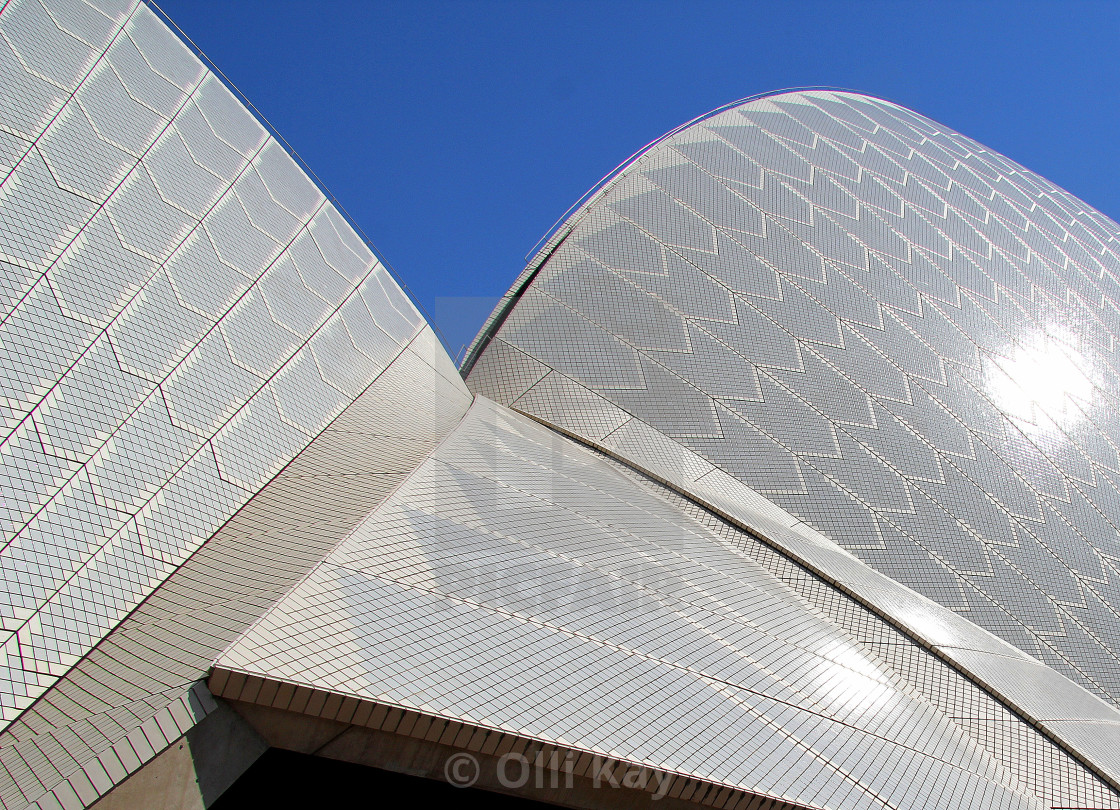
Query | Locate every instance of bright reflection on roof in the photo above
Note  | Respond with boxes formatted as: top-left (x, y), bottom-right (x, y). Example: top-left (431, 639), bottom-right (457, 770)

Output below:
top-left (807, 655), bottom-right (896, 717)
top-left (988, 327), bottom-right (1094, 431)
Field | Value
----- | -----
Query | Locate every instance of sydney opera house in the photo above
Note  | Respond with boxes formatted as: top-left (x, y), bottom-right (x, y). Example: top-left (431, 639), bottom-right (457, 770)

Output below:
top-left (2, 1), bottom-right (1120, 808)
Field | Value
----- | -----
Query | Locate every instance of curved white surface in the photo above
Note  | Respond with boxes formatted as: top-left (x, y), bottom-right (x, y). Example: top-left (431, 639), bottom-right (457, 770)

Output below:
top-left (466, 89), bottom-right (1120, 797)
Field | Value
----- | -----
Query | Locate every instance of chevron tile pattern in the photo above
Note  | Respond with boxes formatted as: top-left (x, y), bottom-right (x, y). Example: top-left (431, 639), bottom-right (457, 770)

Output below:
top-left (5, 2), bottom-right (1120, 807)
top-left (0, 0), bottom-right (423, 726)
top-left (0, 326), bottom-right (472, 809)
top-left (467, 90), bottom-right (1120, 712)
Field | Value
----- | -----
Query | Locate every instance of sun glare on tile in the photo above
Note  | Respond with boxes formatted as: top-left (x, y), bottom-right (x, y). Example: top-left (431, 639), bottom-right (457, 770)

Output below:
top-left (989, 328), bottom-right (1094, 430)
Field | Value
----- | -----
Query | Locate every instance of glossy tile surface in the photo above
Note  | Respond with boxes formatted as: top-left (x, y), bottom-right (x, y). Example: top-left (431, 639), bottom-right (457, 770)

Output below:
top-left (4, 2), bottom-right (1120, 808)
top-left (0, 0), bottom-right (423, 726)
top-left (0, 326), bottom-right (471, 809)
top-left (467, 90), bottom-right (1120, 716)
top-left (217, 397), bottom-right (1059, 810)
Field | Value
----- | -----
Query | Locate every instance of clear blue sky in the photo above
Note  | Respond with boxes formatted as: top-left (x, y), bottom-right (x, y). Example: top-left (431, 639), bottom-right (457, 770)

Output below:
top-left (154, 0), bottom-right (1120, 362)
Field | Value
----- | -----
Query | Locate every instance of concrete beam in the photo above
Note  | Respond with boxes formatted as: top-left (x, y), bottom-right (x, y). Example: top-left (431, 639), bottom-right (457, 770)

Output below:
top-left (92, 702), bottom-right (267, 810)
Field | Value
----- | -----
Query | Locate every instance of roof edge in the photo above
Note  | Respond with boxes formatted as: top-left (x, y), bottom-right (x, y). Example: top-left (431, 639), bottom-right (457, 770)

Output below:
top-left (459, 87), bottom-right (901, 376)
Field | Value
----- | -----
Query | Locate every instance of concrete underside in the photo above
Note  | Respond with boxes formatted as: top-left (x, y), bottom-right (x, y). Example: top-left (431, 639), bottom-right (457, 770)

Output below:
top-left (223, 699), bottom-right (807, 810)
top-left (91, 703), bottom-right (267, 810)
